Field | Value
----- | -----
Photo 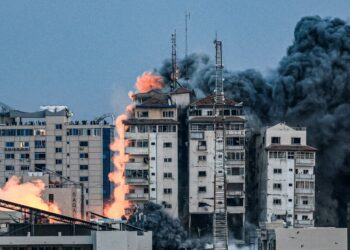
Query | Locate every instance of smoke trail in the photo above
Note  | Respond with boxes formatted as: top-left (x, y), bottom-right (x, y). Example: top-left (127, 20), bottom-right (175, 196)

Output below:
top-left (159, 16), bottom-right (350, 227)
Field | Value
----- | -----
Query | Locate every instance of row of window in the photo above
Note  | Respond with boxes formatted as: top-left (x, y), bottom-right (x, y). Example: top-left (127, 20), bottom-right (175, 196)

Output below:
top-left (136, 111), bottom-right (175, 118)
top-left (269, 151), bottom-right (315, 159)
top-left (3, 164), bottom-right (90, 171)
top-left (127, 125), bottom-right (177, 133)
top-left (189, 108), bottom-right (243, 117)
top-left (0, 128), bottom-right (101, 137)
top-left (271, 136), bottom-right (301, 145)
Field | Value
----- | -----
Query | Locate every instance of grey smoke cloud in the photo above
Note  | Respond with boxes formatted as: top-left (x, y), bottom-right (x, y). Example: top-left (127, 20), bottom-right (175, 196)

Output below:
top-left (158, 15), bottom-right (350, 227)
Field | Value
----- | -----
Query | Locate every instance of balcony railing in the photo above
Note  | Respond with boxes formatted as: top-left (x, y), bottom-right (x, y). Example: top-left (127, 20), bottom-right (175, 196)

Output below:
top-left (125, 147), bottom-right (148, 155)
top-left (226, 145), bottom-right (244, 150)
top-left (295, 220), bottom-right (314, 227)
top-left (197, 145), bottom-right (207, 151)
top-left (125, 162), bottom-right (148, 170)
top-left (227, 191), bottom-right (244, 197)
top-left (295, 174), bottom-right (314, 180)
top-left (295, 159), bottom-right (315, 165)
top-left (295, 188), bottom-right (314, 194)
top-left (295, 204), bottom-right (314, 211)
top-left (125, 193), bottom-right (149, 200)
top-left (5, 147), bottom-right (30, 151)
top-left (225, 130), bottom-right (245, 136)
top-left (125, 178), bottom-right (148, 185)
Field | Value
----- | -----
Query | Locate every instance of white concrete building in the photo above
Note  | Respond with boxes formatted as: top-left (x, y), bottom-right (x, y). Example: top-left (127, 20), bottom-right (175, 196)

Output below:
top-left (188, 95), bottom-right (246, 240)
top-left (0, 104), bottom-right (114, 218)
top-left (123, 89), bottom-right (191, 217)
top-left (256, 123), bottom-right (316, 228)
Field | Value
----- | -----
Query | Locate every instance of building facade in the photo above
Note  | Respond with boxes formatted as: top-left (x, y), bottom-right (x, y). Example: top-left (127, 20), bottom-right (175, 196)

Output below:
top-left (0, 104), bottom-right (114, 217)
top-left (123, 89), bottom-right (191, 217)
top-left (188, 95), bottom-right (246, 240)
top-left (256, 123), bottom-right (316, 228)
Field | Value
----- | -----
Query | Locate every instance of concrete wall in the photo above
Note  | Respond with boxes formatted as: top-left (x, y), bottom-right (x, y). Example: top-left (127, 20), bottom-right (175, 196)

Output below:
top-left (95, 231), bottom-right (152, 250)
top-left (275, 228), bottom-right (347, 250)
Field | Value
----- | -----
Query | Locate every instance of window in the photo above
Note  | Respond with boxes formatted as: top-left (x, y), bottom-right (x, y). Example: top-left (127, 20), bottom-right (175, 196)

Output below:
top-left (80, 176), bottom-right (89, 182)
top-left (49, 194), bottom-right (54, 203)
top-left (80, 153), bottom-right (89, 159)
top-left (56, 171), bottom-right (62, 176)
top-left (289, 183), bottom-right (293, 187)
top-left (138, 111), bottom-right (149, 118)
top-left (5, 165), bottom-right (14, 171)
top-left (151, 157), bottom-right (155, 161)
top-left (198, 171), bottom-right (206, 177)
top-left (226, 137), bottom-right (244, 146)
top-left (20, 165), bottom-right (30, 171)
top-left (35, 152), bottom-right (46, 160)
top-left (55, 124), bottom-right (62, 130)
top-left (164, 203), bottom-right (172, 209)
top-left (273, 183), bottom-right (282, 190)
top-left (144, 188), bottom-right (149, 194)
top-left (151, 142), bottom-right (155, 145)
top-left (80, 141), bottom-right (89, 147)
top-left (227, 167), bottom-right (243, 176)
top-left (291, 137), bottom-right (301, 145)
top-left (273, 168), bottom-right (282, 174)
top-left (164, 158), bottom-right (172, 163)
top-left (302, 215), bottom-right (309, 220)
top-left (56, 159), bottom-right (62, 164)
top-left (273, 199), bottom-right (282, 205)
top-left (198, 186), bottom-right (207, 192)
top-left (207, 110), bottom-right (213, 116)
top-left (198, 202), bottom-right (209, 207)
top-left (198, 141), bottom-right (207, 150)
top-left (164, 188), bottom-right (172, 194)
top-left (198, 155), bottom-right (207, 161)
top-left (5, 142), bottom-right (14, 148)
top-left (303, 169), bottom-right (309, 174)
top-left (302, 199), bottom-right (309, 205)
top-left (55, 136), bottom-right (62, 142)
top-left (158, 125), bottom-right (176, 133)
top-left (20, 153), bottom-right (29, 159)
top-left (163, 142), bottom-right (172, 148)
top-left (19, 142), bottom-right (29, 148)
top-left (271, 137), bottom-right (280, 144)
top-left (55, 148), bottom-right (62, 153)
top-left (35, 164), bottom-right (46, 172)
top-left (288, 199), bottom-right (293, 202)
top-left (288, 152), bottom-right (294, 159)
top-left (35, 140), bottom-right (46, 148)
top-left (162, 111), bottom-right (174, 117)
top-left (227, 152), bottom-right (245, 160)
top-left (5, 154), bottom-right (14, 159)
top-left (80, 165), bottom-right (89, 170)
top-left (269, 151), bottom-right (286, 158)
top-left (163, 173), bottom-right (173, 178)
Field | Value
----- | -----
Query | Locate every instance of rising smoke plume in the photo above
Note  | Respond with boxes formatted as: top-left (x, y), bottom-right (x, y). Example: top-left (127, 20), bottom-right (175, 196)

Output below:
top-left (158, 16), bottom-right (350, 227)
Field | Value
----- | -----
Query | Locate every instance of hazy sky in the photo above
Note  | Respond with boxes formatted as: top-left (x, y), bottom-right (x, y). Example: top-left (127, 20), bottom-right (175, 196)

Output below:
top-left (0, 0), bottom-right (349, 119)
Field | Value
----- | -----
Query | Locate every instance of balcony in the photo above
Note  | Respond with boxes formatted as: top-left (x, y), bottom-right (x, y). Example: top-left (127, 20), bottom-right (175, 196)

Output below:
top-left (226, 130), bottom-right (245, 136)
top-left (227, 206), bottom-right (245, 214)
top-left (227, 191), bottom-right (244, 197)
top-left (125, 178), bottom-right (148, 185)
top-left (295, 204), bottom-right (314, 211)
top-left (5, 147), bottom-right (30, 151)
top-left (125, 147), bottom-right (148, 155)
top-left (125, 193), bottom-right (149, 201)
top-left (125, 162), bottom-right (148, 170)
top-left (295, 174), bottom-right (315, 180)
top-left (226, 145), bottom-right (244, 150)
top-left (295, 188), bottom-right (314, 194)
top-left (197, 145), bottom-right (207, 151)
top-left (125, 132), bottom-right (148, 140)
top-left (295, 159), bottom-right (315, 166)
top-left (295, 220), bottom-right (314, 227)
top-left (226, 160), bottom-right (245, 166)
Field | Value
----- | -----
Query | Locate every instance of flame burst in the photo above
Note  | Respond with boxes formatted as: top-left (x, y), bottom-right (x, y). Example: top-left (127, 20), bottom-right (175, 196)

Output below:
top-left (0, 176), bottom-right (61, 213)
top-left (104, 72), bottom-right (164, 218)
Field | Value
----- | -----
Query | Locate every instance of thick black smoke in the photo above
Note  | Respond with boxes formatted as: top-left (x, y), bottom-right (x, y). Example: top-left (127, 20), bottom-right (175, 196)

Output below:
top-left (159, 16), bottom-right (350, 227)
top-left (128, 202), bottom-right (208, 250)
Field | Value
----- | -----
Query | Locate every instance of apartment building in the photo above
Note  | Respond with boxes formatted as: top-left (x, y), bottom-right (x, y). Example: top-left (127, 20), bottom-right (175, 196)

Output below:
top-left (188, 95), bottom-right (246, 240)
top-left (0, 103), bottom-right (114, 218)
top-left (123, 89), bottom-right (191, 217)
top-left (256, 123), bottom-right (316, 228)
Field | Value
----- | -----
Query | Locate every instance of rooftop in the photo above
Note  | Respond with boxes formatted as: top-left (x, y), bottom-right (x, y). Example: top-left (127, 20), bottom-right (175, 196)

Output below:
top-left (190, 95), bottom-right (240, 108)
top-left (266, 144), bottom-right (317, 152)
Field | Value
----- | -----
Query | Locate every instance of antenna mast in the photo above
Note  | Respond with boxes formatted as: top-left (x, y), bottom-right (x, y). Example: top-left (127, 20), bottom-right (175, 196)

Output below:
top-left (213, 37), bottom-right (228, 250)
top-left (184, 12), bottom-right (190, 81)
top-left (171, 31), bottom-right (179, 90)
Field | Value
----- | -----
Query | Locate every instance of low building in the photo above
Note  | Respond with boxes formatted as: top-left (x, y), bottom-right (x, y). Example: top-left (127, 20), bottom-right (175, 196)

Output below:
top-left (0, 223), bottom-right (152, 250)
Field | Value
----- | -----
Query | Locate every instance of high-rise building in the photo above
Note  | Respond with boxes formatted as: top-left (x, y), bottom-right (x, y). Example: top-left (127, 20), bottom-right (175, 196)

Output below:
top-left (0, 103), bottom-right (114, 218)
top-left (188, 95), bottom-right (246, 241)
top-left (123, 89), bottom-right (191, 217)
top-left (256, 123), bottom-right (316, 228)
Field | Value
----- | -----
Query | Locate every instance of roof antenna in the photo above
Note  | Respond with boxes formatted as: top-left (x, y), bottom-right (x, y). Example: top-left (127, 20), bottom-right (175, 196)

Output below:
top-left (171, 30), bottom-right (182, 91)
top-left (184, 11), bottom-right (190, 82)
